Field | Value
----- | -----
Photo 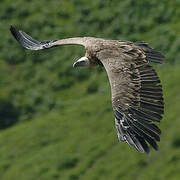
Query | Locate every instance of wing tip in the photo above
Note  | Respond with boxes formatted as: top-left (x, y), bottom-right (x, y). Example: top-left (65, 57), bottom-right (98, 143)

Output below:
top-left (10, 25), bottom-right (26, 47)
top-left (10, 25), bottom-right (15, 32)
top-left (10, 25), bottom-right (18, 40)
top-left (115, 109), bottom-right (161, 155)
top-left (10, 25), bottom-right (41, 50)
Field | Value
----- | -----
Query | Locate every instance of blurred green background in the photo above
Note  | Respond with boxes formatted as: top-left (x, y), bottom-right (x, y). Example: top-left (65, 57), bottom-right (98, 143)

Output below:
top-left (0, 0), bottom-right (180, 179)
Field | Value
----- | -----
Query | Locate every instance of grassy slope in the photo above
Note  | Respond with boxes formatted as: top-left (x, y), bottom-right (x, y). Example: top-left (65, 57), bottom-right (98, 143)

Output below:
top-left (0, 64), bottom-right (180, 180)
top-left (0, 0), bottom-right (179, 179)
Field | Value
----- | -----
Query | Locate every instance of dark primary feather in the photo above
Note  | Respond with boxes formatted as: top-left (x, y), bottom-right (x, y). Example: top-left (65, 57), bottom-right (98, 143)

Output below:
top-left (115, 108), bottom-right (160, 154)
top-left (114, 63), bottom-right (164, 154)
top-left (97, 43), bottom-right (164, 154)
top-left (10, 26), bottom-right (57, 50)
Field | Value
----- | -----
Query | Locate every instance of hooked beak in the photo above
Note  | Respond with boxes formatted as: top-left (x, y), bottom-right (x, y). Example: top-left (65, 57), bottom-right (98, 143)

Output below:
top-left (73, 57), bottom-right (90, 68)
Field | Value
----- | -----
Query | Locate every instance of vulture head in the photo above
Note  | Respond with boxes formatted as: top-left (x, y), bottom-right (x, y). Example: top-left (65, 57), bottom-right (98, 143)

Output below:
top-left (73, 56), bottom-right (90, 68)
top-left (10, 26), bottom-right (165, 155)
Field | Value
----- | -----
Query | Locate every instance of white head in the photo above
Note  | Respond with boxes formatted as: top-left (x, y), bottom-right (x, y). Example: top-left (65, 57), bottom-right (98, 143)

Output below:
top-left (73, 56), bottom-right (90, 68)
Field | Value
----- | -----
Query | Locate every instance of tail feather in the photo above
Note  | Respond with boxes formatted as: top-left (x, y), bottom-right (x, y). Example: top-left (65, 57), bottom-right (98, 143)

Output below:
top-left (134, 42), bottom-right (165, 64)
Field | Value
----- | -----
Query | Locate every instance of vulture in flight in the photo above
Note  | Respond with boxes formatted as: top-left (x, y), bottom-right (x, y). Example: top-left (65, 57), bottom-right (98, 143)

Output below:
top-left (10, 26), bottom-right (165, 154)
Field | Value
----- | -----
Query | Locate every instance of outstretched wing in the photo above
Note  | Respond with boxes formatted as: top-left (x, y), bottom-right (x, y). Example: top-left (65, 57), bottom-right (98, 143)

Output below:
top-left (97, 42), bottom-right (164, 154)
top-left (10, 26), bottom-right (87, 50)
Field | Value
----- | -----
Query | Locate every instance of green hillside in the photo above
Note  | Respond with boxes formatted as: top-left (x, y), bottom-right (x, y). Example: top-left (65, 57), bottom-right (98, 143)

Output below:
top-left (0, 65), bottom-right (180, 180)
top-left (0, 0), bottom-right (180, 179)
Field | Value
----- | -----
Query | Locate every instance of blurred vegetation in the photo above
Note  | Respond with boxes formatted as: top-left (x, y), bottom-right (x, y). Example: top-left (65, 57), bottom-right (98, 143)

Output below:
top-left (0, 0), bottom-right (180, 179)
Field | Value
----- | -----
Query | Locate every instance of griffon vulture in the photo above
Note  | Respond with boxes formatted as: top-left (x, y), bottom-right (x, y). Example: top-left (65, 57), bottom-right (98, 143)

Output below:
top-left (10, 26), bottom-right (164, 154)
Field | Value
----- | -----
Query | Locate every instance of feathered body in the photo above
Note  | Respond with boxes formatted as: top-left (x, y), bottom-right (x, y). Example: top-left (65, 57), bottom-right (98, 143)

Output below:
top-left (10, 26), bottom-right (164, 154)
